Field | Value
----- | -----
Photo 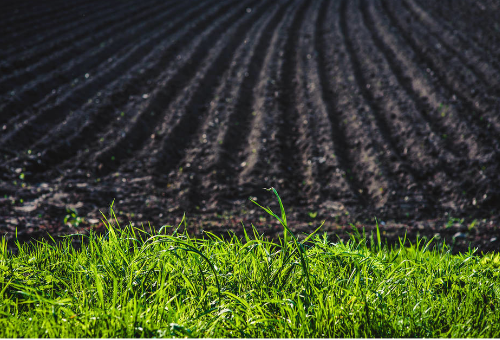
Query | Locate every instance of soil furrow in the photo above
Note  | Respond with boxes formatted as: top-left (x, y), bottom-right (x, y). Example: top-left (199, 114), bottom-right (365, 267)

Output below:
top-left (289, 2), bottom-right (323, 206)
top-left (81, 0), bottom-right (246, 173)
top-left (0, 1), bottom-right (216, 147)
top-left (149, 0), bottom-right (280, 184)
top-left (341, 0), bottom-right (399, 159)
top-left (356, 2), bottom-right (446, 171)
top-left (363, 0), bottom-right (468, 161)
top-left (0, 0), bottom-right (193, 126)
top-left (151, 2), bottom-right (286, 212)
top-left (380, 0), bottom-right (500, 154)
top-left (271, 0), bottom-right (313, 206)
top-left (415, 0), bottom-right (500, 74)
top-left (3, 0), bottom-right (500, 253)
top-left (233, 2), bottom-right (299, 206)
top-left (0, 0), bottom-right (105, 48)
top-left (314, 0), bottom-right (369, 207)
top-left (400, 0), bottom-right (500, 95)
top-left (0, 0), bottom-right (171, 95)
top-left (379, 0), bottom-right (500, 212)
top-left (357, 0), bottom-right (475, 213)
top-left (0, 0), bottom-right (159, 80)
top-left (90, 0), bottom-right (262, 176)
top-left (2, 0), bottom-right (229, 170)
top-left (322, 0), bottom-right (392, 212)
top-left (361, 0), bottom-right (491, 210)
top-left (370, 0), bottom-right (489, 164)
top-left (281, 0), bottom-right (328, 207)
top-left (339, 0), bottom-right (430, 217)
top-left (414, 0), bottom-right (500, 59)
top-left (404, 0), bottom-right (500, 89)
top-left (201, 1), bottom-right (294, 205)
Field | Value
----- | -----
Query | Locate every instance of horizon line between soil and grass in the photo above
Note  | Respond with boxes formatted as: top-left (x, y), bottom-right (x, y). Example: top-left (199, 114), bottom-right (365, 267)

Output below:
top-left (3, 186), bottom-right (499, 255)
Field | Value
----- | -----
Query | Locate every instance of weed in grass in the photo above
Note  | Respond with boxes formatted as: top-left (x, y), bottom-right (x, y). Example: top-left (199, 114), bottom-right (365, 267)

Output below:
top-left (0, 189), bottom-right (499, 337)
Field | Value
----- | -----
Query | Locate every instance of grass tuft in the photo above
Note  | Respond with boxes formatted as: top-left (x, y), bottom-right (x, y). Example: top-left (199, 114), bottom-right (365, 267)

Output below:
top-left (0, 188), bottom-right (499, 337)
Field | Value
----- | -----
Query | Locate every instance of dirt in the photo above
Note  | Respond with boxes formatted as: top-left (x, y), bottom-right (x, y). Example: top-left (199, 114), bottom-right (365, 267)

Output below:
top-left (1, 0), bottom-right (500, 254)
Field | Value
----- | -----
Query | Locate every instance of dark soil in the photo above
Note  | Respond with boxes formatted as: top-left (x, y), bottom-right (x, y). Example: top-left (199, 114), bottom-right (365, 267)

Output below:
top-left (1, 0), bottom-right (500, 254)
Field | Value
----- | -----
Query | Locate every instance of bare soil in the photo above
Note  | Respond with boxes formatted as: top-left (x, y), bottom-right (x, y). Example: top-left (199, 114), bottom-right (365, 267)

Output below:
top-left (1, 0), bottom-right (500, 253)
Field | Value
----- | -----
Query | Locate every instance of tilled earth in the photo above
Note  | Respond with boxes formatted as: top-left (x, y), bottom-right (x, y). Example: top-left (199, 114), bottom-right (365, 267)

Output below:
top-left (1, 0), bottom-right (500, 253)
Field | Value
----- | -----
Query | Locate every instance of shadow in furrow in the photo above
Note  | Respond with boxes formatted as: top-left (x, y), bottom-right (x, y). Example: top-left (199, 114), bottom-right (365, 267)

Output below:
top-left (315, 0), bottom-right (369, 207)
top-left (0, 0), bottom-right (166, 92)
top-left (339, 0), bottom-right (435, 213)
top-left (360, 0), bottom-right (463, 160)
top-left (213, 1), bottom-right (292, 193)
top-left (0, 0), bottom-right (192, 127)
top-left (19, 0), bottom-right (235, 175)
top-left (93, 0), bottom-right (266, 176)
top-left (272, 0), bottom-right (312, 204)
top-left (152, 0), bottom-right (278, 180)
top-left (0, 0), bottom-right (217, 151)
top-left (379, 0), bottom-right (500, 158)
top-left (401, 0), bottom-right (500, 97)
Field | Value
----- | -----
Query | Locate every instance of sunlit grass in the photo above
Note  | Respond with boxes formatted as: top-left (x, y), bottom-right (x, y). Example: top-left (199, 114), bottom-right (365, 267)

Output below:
top-left (0, 188), bottom-right (499, 337)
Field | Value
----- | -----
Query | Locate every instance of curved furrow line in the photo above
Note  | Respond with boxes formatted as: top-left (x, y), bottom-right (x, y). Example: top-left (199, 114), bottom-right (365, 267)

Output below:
top-left (90, 0), bottom-right (263, 176)
top-left (357, 0), bottom-right (472, 212)
top-left (0, 0), bottom-right (90, 32)
top-left (358, 1), bottom-right (458, 169)
top-left (414, 0), bottom-right (500, 59)
top-left (0, 0), bottom-right (206, 132)
top-left (149, 0), bottom-right (281, 186)
top-left (378, 0), bottom-right (500, 212)
top-left (371, 0), bottom-right (491, 164)
top-left (366, 0), bottom-right (500, 206)
top-left (404, 0), bottom-right (500, 89)
top-left (24, 0), bottom-right (227, 172)
top-left (312, 0), bottom-right (369, 207)
top-left (0, 0), bottom-right (228, 169)
top-left (401, 0), bottom-right (500, 95)
top-left (0, 0), bottom-right (154, 74)
top-left (325, 0), bottom-right (392, 212)
top-left (189, 0), bottom-right (298, 206)
top-left (150, 2), bottom-right (286, 211)
top-left (0, 0), bottom-right (222, 152)
top-left (339, 0), bottom-right (432, 216)
top-left (0, 0), bottom-right (190, 125)
top-left (364, 0), bottom-right (469, 161)
top-left (266, 0), bottom-right (313, 206)
top-left (0, 0), bottom-right (104, 47)
top-left (0, 0), bottom-right (171, 95)
top-left (287, 1), bottom-right (322, 206)
top-left (229, 2), bottom-right (298, 206)
top-left (380, 0), bottom-right (500, 155)
top-left (277, 0), bottom-right (329, 206)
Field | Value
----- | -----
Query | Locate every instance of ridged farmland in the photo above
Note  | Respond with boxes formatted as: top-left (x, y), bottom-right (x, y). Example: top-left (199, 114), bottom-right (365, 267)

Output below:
top-left (1, 0), bottom-right (500, 250)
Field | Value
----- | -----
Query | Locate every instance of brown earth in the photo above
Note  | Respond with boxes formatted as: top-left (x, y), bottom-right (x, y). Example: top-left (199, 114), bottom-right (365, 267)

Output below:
top-left (1, 0), bottom-right (500, 253)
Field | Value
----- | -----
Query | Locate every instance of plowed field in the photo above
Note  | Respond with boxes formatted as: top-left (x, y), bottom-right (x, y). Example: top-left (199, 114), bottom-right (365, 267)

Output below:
top-left (1, 0), bottom-right (500, 252)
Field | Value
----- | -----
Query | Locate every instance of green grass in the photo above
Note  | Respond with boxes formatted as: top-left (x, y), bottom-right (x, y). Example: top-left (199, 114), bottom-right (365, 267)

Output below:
top-left (1, 188), bottom-right (499, 337)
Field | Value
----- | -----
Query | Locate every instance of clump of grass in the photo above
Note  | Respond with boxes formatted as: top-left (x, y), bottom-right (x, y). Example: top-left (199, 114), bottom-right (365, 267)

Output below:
top-left (0, 189), bottom-right (499, 337)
